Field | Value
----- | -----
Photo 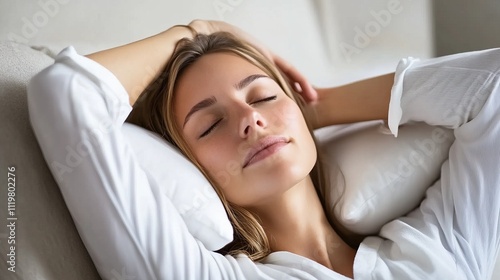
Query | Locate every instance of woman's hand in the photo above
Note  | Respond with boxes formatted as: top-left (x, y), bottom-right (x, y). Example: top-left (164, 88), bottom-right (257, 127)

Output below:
top-left (273, 55), bottom-right (317, 103)
top-left (189, 20), bottom-right (318, 103)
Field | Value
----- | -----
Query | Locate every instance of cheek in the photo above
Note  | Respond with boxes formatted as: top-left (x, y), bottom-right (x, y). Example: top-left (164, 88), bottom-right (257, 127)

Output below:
top-left (193, 140), bottom-right (241, 190)
top-left (275, 99), bottom-right (317, 158)
top-left (270, 99), bottom-right (306, 131)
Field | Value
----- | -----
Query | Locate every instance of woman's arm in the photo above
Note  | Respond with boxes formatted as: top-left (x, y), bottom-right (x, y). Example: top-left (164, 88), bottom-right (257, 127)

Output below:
top-left (85, 25), bottom-right (194, 106)
top-left (28, 47), bottom-right (248, 280)
top-left (307, 73), bottom-right (394, 129)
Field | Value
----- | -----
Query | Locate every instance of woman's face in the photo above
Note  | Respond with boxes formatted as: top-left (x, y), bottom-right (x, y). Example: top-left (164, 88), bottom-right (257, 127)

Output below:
top-left (174, 52), bottom-right (317, 208)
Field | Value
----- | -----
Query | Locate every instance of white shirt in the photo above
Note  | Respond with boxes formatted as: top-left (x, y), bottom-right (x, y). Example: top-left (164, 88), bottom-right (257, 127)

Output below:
top-left (27, 47), bottom-right (500, 280)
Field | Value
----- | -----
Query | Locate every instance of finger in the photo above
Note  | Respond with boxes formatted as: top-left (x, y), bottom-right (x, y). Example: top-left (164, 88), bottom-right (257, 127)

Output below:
top-left (274, 56), bottom-right (318, 103)
top-left (274, 56), bottom-right (316, 101)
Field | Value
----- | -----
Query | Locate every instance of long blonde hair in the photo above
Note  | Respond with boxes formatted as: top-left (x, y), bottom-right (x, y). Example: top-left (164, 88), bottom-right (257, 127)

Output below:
top-left (127, 31), bottom-right (343, 260)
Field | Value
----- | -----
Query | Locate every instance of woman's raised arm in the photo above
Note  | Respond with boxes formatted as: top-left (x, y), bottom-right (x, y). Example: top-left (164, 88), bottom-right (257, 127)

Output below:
top-left (86, 20), bottom-right (317, 106)
top-left (307, 73), bottom-right (394, 129)
top-left (85, 25), bottom-right (194, 106)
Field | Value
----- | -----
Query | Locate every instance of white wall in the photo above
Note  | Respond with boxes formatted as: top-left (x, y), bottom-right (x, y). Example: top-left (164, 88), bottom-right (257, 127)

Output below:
top-left (0, 0), bottom-right (434, 86)
top-left (314, 0), bottom-right (434, 84)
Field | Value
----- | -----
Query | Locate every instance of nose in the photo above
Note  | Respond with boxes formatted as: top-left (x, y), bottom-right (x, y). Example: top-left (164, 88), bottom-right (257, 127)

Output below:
top-left (239, 106), bottom-right (267, 138)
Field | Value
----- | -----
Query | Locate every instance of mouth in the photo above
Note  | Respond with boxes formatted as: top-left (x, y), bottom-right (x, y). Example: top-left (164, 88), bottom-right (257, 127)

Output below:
top-left (243, 136), bottom-right (290, 168)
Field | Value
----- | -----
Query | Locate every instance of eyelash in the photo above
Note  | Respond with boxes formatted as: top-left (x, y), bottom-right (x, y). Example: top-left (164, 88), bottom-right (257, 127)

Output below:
top-left (199, 119), bottom-right (222, 138)
top-left (253, 95), bottom-right (277, 104)
top-left (198, 95), bottom-right (277, 138)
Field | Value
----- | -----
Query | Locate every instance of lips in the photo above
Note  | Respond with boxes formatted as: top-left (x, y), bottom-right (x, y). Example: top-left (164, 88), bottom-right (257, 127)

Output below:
top-left (243, 136), bottom-right (289, 168)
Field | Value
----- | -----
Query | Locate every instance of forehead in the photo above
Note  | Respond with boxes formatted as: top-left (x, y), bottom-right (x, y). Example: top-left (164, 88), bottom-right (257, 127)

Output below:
top-left (174, 52), bottom-right (268, 117)
top-left (177, 52), bottom-right (266, 94)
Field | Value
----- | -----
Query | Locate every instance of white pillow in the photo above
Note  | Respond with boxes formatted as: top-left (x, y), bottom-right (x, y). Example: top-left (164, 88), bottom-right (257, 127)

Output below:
top-left (121, 122), bottom-right (233, 251)
top-left (315, 121), bottom-right (454, 234)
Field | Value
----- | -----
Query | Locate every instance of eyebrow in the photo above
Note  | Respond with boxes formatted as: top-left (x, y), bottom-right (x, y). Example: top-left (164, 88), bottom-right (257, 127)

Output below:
top-left (234, 74), bottom-right (268, 90)
top-left (183, 74), bottom-right (269, 128)
top-left (183, 96), bottom-right (217, 128)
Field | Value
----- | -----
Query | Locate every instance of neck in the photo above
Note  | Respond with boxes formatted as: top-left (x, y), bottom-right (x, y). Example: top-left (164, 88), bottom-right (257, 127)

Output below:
top-left (248, 176), bottom-right (355, 278)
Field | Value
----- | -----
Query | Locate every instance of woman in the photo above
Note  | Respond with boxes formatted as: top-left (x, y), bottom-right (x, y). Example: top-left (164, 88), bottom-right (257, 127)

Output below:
top-left (28, 20), bottom-right (500, 279)
top-left (126, 30), bottom-right (360, 275)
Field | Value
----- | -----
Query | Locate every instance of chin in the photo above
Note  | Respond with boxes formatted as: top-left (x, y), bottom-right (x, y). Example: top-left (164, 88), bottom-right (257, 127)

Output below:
top-left (255, 150), bottom-right (315, 189)
top-left (234, 138), bottom-right (317, 206)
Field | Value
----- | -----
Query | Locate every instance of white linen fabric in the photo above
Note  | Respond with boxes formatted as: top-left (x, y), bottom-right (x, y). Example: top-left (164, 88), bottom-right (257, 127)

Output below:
top-left (355, 48), bottom-right (500, 280)
top-left (27, 46), bottom-right (500, 279)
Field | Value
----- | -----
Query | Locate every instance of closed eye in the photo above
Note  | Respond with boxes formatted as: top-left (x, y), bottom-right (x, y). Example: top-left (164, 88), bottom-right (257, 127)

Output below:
top-left (199, 95), bottom-right (277, 138)
top-left (251, 95), bottom-right (277, 105)
top-left (199, 118), bottom-right (222, 138)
